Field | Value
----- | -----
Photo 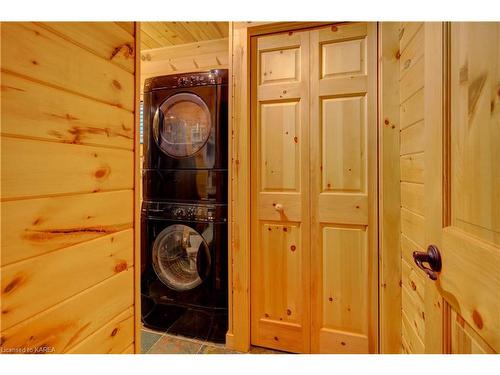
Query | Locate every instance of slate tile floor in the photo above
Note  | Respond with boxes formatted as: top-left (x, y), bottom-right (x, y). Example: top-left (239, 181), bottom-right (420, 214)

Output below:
top-left (142, 326), bottom-right (286, 354)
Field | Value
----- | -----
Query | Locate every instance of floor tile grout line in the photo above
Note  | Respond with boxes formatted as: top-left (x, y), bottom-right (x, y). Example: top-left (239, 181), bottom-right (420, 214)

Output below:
top-left (143, 330), bottom-right (164, 354)
top-left (162, 332), bottom-right (208, 346)
top-left (197, 344), bottom-right (204, 354)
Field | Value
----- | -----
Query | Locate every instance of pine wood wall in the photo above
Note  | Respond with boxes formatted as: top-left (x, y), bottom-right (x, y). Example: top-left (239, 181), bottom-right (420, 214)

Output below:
top-left (140, 37), bottom-right (229, 98)
top-left (398, 22), bottom-right (427, 354)
top-left (0, 22), bottom-right (140, 354)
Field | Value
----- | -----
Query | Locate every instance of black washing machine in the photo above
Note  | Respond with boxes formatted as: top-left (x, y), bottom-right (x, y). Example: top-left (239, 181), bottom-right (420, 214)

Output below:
top-left (141, 202), bottom-right (228, 343)
top-left (141, 70), bottom-right (228, 343)
top-left (142, 70), bottom-right (228, 203)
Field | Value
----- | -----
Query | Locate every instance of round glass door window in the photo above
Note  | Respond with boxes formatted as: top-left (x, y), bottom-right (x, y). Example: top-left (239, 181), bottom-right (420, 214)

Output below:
top-left (153, 93), bottom-right (211, 158)
top-left (152, 224), bottom-right (211, 291)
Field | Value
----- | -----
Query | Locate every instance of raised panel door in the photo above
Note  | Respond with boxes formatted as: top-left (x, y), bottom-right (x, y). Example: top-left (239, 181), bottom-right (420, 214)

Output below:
top-left (310, 23), bottom-right (378, 354)
top-left (250, 30), bottom-right (310, 353)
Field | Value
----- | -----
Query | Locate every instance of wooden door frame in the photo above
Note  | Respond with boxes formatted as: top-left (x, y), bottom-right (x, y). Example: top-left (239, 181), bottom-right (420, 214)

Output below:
top-left (134, 21), bottom-right (142, 354)
top-left (423, 21), bottom-right (446, 353)
top-left (378, 22), bottom-right (403, 353)
top-left (227, 21), bottom-right (401, 353)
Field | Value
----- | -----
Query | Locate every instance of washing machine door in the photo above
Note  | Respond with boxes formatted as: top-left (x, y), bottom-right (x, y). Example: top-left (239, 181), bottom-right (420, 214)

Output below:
top-left (153, 93), bottom-right (212, 159)
top-left (152, 224), bottom-right (211, 291)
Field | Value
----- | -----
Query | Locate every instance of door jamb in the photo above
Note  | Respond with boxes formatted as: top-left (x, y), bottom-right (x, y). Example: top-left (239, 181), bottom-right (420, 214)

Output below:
top-left (134, 21), bottom-right (142, 354)
top-left (377, 22), bottom-right (402, 353)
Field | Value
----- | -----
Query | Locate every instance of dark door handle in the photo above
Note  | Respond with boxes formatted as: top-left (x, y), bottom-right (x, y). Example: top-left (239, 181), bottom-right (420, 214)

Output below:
top-left (412, 245), bottom-right (442, 280)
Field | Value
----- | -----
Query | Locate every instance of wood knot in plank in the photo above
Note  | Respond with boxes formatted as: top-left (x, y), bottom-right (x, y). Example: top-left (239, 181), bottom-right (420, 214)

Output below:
top-left (472, 310), bottom-right (484, 330)
top-left (112, 80), bottom-right (122, 90)
top-left (110, 43), bottom-right (134, 60)
top-left (114, 261), bottom-right (128, 273)
top-left (468, 72), bottom-right (488, 120)
top-left (94, 166), bottom-right (111, 180)
top-left (3, 275), bottom-right (25, 294)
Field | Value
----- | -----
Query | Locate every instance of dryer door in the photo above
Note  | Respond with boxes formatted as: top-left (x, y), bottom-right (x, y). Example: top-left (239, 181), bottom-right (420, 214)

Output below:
top-left (153, 93), bottom-right (212, 159)
top-left (152, 224), bottom-right (211, 291)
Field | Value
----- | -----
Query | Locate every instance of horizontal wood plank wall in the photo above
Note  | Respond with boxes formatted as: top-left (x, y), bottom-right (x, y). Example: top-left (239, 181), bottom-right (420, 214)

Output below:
top-left (398, 22), bottom-right (427, 354)
top-left (140, 37), bottom-right (229, 98)
top-left (0, 22), bottom-right (138, 354)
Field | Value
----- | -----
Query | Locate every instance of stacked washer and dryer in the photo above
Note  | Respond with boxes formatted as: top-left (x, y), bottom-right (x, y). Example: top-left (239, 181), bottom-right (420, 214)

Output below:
top-left (141, 70), bottom-right (228, 343)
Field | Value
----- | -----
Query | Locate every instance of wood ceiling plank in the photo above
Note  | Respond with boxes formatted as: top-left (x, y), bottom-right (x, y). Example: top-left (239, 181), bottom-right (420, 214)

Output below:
top-left (182, 22), bottom-right (213, 41)
top-left (140, 22), bottom-right (230, 49)
top-left (214, 22), bottom-right (229, 37)
top-left (141, 23), bottom-right (171, 47)
top-left (165, 22), bottom-right (198, 44)
top-left (199, 21), bottom-right (225, 39)
top-left (140, 30), bottom-right (161, 49)
top-left (149, 22), bottom-right (181, 45)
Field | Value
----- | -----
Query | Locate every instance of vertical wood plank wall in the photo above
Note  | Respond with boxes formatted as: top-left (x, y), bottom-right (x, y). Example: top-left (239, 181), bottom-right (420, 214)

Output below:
top-left (398, 22), bottom-right (427, 354)
top-left (0, 22), bottom-right (139, 354)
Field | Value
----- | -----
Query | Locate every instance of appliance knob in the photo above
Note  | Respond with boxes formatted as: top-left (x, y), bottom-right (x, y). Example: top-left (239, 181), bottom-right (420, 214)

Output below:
top-left (207, 209), bottom-right (214, 221)
top-left (174, 207), bottom-right (186, 219)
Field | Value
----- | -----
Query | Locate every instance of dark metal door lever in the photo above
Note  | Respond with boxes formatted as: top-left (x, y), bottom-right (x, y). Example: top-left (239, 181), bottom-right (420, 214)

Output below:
top-left (412, 245), bottom-right (442, 280)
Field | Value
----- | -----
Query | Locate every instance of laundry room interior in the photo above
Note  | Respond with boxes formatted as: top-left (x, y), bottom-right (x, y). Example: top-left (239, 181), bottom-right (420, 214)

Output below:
top-left (0, 20), bottom-right (499, 357)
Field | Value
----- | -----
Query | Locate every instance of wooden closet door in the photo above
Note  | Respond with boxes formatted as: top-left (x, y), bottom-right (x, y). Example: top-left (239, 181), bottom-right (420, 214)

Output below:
top-left (250, 30), bottom-right (311, 353)
top-left (310, 23), bottom-right (378, 353)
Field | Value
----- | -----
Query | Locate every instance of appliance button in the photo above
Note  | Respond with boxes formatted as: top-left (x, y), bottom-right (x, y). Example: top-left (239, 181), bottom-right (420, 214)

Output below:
top-left (187, 207), bottom-right (196, 219)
